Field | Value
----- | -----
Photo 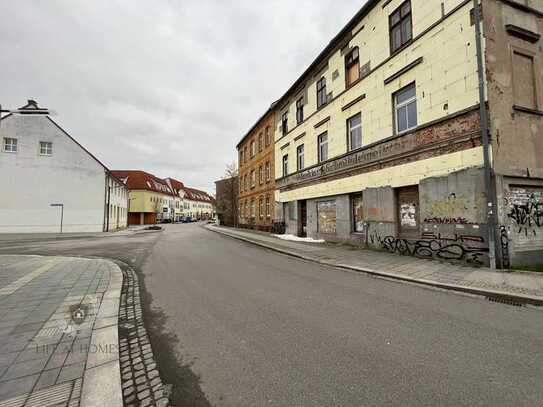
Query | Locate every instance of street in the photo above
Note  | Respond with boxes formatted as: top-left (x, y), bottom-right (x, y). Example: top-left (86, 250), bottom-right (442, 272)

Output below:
top-left (1, 223), bottom-right (542, 406)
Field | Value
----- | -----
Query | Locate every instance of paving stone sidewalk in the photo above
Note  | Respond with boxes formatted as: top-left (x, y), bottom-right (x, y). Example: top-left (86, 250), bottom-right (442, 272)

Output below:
top-left (0, 255), bottom-right (123, 407)
top-left (208, 225), bottom-right (543, 306)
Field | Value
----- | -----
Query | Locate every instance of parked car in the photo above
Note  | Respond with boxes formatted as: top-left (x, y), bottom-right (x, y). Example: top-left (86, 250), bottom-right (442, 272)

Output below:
top-left (182, 216), bottom-right (192, 223)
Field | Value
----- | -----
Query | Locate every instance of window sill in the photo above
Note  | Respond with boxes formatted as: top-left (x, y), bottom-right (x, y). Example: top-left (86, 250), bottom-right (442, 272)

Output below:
top-left (513, 105), bottom-right (543, 116)
top-left (2, 150), bottom-right (17, 153)
top-left (390, 40), bottom-right (413, 59)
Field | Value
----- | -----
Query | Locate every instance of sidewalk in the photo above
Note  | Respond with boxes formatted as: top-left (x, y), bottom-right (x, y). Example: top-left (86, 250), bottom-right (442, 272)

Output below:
top-left (0, 255), bottom-right (123, 407)
top-left (207, 225), bottom-right (543, 307)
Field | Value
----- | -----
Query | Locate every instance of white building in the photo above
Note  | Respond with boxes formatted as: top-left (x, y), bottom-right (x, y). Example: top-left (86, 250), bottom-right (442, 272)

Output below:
top-left (0, 100), bottom-right (128, 233)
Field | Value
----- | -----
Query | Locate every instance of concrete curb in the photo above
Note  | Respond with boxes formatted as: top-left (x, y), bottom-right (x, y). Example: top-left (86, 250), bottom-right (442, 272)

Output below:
top-left (206, 225), bottom-right (543, 308)
top-left (80, 260), bottom-right (124, 407)
top-left (0, 229), bottom-right (163, 245)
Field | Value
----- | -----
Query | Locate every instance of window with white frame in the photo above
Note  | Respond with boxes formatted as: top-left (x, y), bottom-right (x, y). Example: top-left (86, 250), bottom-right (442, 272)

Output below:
top-left (3, 137), bottom-right (17, 153)
top-left (394, 83), bottom-right (417, 133)
top-left (318, 132), bottom-right (328, 162)
top-left (265, 161), bottom-right (270, 181)
top-left (39, 141), bottom-right (53, 156)
top-left (282, 154), bottom-right (288, 177)
top-left (266, 195), bottom-right (270, 217)
top-left (347, 113), bottom-right (362, 151)
top-left (296, 144), bottom-right (304, 171)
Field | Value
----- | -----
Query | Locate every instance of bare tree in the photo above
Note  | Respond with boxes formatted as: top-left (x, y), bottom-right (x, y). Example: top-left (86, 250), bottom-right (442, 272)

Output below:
top-left (223, 162), bottom-right (238, 178)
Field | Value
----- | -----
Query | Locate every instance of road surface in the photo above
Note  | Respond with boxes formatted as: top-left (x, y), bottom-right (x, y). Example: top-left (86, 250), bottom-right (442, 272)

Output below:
top-left (1, 223), bottom-right (542, 406)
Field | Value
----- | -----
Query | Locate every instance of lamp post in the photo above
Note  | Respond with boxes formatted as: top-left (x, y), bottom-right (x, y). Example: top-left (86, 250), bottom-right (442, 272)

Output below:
top-left (50, 203), bottom-right (64, 233)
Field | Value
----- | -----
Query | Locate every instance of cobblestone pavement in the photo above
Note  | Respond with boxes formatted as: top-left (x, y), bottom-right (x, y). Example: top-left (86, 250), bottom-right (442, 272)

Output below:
top-left (208, 226), bottom-right (543, 305)
top-left (118, 264), bottom-right (170, 407)
top-left (0, 255), bottom-right (123, 407)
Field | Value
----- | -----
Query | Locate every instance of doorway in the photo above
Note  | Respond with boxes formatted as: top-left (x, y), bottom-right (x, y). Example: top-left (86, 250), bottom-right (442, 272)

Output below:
top-left (299, 200), bottom-right (307, 237)
top-left (396, 185), bottom-right (420, 238)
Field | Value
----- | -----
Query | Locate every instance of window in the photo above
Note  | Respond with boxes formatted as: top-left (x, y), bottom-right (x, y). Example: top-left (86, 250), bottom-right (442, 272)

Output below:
top-left (265, 161), bottom-right (271, 182)
top-left (265, 126), bottom-right (271, 146)
top-left (243, 147), bottom-right (248, 163)
top-left (39, 141), bottom-right (53, 156)
top-left (282, 154), bottom-right (289, 177)
top-left (250, 140), bottom-right (256, 157)
top-left (318, 132), bottom-right (328, 162)
top-left (345, 47), bottom-right (360, 87)
top-left (240, 177), bottom-right (243, 192)
top-left (347, 113), bottom-right (362, 151)
top-left (259, 165), bottom-right (263, 185)
top-left (317, 77), bottom-right (327, 109)
top-left (258, 133), bottom-right (263, 152)
top-left (389, 0), bottom-right (412, 54)
top-left (317, 200), bottom-right (337, 234)
top-left (266, 195), bottom-right (271, 217)
top-left (296, 97), bottom-right (304, 124)
top-left (244, 174), bottom-right (248, 190)
top-left (351, 194), bottom-right (364, 233)
top-left (296, 144), bottom-right (305, 171)
top-left (394, 83), bottom-right (417, 133)
top-left (3, 137), bottom-right (17, 153)
top-left (281, 112), bottom-right (288, 135)
top-left (259, 197), bottom-right (264, 218)
top-left (250, 170), bottom-right (256, 187)
top-left (513, 50), bottom-right (537, 110)
top-left (250, 199), bottom-right (255, 218)
top-left (239, 150), bottom-right (243, 166)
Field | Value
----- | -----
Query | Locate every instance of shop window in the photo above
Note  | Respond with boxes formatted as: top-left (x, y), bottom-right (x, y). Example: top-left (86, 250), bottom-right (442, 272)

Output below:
top-left (351, 194), bottom-right (364, 233)
top-left (317, 200), bottom-right (337, 234)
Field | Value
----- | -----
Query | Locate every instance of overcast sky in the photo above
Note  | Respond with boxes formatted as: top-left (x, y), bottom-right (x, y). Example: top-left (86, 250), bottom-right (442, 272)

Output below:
top-left (1, 0), bottom-right (364, 194)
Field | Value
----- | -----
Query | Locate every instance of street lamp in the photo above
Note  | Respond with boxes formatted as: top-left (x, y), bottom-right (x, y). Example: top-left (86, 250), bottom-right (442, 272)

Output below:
top-left (50, 203), bottom-right (64, 233)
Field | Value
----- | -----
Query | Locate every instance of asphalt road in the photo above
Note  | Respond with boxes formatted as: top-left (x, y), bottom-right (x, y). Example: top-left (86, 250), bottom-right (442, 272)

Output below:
top-left (1, 224), bottom-right (542, 406)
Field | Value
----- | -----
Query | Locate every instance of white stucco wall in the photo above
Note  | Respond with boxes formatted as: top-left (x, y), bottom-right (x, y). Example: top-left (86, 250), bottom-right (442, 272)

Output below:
top-left (0, 114), bottom-right (107, 233)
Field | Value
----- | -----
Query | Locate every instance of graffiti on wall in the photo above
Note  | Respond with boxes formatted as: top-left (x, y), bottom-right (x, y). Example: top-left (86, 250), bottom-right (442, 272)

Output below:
top-left (424, 217), bottom-right (474, 225)
top-left (369, 231), bottom-right (488, 265)
top-left (423, 193), bottom-right (478, 222)
top-left (505, 188), bottom-right (543, 237)
top-left (500, 226), bottom-right (511, 269)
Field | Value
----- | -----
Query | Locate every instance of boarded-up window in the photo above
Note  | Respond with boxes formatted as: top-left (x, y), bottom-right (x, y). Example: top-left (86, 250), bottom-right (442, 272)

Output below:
top-left (513, 51), bottom-right (537, 110)
top-left (351, 194), bottom-right (364, 233)
top-left (317, 200), bottom-right (337, 234)
top-left (397, 185), bottom-right (419, 237)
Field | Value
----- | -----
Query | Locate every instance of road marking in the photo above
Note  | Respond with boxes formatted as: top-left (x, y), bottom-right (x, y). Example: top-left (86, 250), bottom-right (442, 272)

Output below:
top-left (0, 258), bottom-right (61, 297)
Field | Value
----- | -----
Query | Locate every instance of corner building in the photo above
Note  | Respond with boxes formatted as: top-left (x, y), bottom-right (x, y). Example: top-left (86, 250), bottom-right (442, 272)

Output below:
top-left (274, 0), bottom-right (543, 268)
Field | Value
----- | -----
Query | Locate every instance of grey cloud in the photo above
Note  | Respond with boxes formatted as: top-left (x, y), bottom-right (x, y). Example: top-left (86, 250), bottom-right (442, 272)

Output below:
top-left (1, 0), bottom-right (364, 193)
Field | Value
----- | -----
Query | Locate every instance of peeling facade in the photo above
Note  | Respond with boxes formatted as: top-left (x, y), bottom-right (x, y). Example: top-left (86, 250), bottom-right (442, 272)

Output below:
top-left (270, 0), bottom-right (543, 268)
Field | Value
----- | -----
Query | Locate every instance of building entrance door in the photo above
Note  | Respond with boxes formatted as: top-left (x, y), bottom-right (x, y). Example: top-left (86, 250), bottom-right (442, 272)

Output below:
top-left (299, 200), bottom-right (307, 237)
top-left (397, 185), bottom-right (420, 238)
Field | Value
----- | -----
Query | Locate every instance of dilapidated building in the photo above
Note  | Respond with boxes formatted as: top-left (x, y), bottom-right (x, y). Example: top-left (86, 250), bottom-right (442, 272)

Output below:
top-left (273, 0), bottom-right (543, 268)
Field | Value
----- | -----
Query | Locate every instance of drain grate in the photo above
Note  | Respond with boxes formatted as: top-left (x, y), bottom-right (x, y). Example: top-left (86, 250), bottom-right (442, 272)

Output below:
top-left (486, 295), bottom-right (525, 307)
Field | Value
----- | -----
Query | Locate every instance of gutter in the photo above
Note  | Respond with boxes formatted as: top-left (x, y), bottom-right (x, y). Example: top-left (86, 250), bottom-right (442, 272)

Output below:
top-left (473, 0), bottom-right (498, 269)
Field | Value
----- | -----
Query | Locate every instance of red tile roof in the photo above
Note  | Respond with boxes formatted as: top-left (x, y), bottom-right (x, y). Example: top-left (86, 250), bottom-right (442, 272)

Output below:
top-left (111, 170), bottom-right (174, 195)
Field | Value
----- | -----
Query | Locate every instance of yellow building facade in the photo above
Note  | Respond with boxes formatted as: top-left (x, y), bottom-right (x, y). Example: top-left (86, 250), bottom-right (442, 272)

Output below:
top-left (273, 0), bottom-right (492, 265)
top-left (271, 0), bottom-right (543, 268)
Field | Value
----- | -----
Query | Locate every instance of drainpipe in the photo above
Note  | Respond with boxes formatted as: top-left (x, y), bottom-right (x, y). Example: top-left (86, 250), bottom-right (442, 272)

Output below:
top-left (473, 0), bottom-right (497, 269)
